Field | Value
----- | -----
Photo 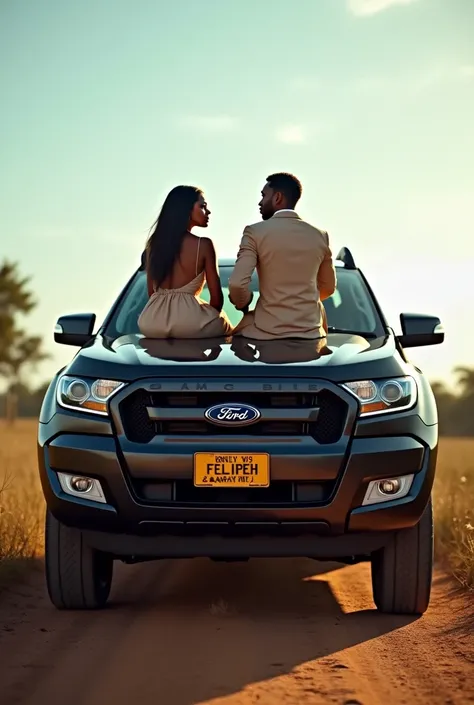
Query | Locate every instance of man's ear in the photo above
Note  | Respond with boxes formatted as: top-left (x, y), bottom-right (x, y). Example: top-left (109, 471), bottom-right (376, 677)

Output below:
top-left (274, 191), bottom-right (284, 208)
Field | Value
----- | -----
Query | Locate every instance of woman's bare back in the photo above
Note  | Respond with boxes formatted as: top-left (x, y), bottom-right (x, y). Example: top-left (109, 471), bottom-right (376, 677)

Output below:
top-left (157, 233), bottom-right (205, 290)
top-left (146, 231), bottom-right (224, 312)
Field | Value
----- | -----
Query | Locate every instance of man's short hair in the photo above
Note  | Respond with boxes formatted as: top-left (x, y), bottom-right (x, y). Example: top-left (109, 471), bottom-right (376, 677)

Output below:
top-left (266, 172), bottom-right (302, 208)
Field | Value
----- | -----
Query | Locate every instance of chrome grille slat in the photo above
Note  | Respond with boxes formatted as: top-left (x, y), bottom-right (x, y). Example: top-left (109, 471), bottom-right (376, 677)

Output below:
top-left (146, 406), bottom-right (318, 422)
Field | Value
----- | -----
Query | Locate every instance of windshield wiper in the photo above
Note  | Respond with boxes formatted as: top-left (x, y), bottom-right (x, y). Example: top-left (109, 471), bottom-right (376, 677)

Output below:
top-left (327, 327), bottom-right (378, 338)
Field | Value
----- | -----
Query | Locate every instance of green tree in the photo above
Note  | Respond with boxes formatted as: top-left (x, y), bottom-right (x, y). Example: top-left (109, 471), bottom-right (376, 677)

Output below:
top-left (454, 366), bottom-right (474, 398)
top-left (0, 260), bottom-right (50, 421)
top-left (431, 368), bottom-right (474, 437)
top-left (430, 380), bottom-right (456, 435)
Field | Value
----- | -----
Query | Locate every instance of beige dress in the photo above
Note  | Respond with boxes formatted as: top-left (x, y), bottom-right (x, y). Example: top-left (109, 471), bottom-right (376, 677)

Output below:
top-left (138, 241), bottom-right (233, 339)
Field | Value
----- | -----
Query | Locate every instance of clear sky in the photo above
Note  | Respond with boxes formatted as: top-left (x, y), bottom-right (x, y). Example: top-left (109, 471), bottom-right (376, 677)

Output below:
top-left (1, 0), bottom-right (473, 389)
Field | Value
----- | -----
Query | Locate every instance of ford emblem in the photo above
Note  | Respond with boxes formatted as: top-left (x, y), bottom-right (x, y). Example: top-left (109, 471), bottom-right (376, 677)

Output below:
top-left (204, 403), bottom-right (261, 427)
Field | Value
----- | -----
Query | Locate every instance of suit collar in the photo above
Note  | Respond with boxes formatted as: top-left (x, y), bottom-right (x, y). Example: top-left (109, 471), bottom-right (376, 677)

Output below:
top-left (272, 209), bottom-right (300, 219)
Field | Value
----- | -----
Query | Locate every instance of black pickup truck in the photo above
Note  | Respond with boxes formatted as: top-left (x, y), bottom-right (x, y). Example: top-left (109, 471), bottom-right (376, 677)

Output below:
top-left (38, 248), bottom-right (444, 615)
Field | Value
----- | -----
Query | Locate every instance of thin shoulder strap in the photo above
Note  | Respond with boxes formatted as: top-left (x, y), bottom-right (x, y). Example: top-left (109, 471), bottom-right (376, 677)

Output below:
top-left (195, 237), bottom-right (201, 276)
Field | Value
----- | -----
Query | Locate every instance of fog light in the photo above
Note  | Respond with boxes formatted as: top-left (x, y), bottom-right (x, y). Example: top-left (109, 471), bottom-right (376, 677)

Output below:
top-left (378, 478), bottom-right (401, 495)
top-left (362, 474), bottom-right (414, 506)
top-left (57, 472), bottom-right (106, 504)
top-left (70, 476), bottom-right (93, 493)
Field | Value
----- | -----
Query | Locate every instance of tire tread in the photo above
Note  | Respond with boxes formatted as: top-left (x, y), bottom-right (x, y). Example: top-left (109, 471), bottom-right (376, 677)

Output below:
top-left (45, 510), bottom-right (112, 610)
top-left (371, 498), bottom-right (433, 615)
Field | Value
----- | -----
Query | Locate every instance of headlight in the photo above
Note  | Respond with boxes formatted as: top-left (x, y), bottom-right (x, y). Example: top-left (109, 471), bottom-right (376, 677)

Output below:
top-left (341, 376), bottom-right (417, 416)
top-left (57, 376), bottom-right (125, 415)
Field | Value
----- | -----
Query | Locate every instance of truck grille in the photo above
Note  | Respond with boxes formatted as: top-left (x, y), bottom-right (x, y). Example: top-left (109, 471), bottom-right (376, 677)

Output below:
top-left (119, 388), bottom-right (348, 445)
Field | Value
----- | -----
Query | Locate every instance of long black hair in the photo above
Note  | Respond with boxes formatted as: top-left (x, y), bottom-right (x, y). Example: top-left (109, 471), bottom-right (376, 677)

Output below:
top-left (145, 185), bottom-right (202, 287)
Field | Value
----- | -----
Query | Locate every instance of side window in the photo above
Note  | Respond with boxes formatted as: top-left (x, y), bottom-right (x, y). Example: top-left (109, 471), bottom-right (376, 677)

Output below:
top-left (324, 275), bottom-right (377, 332)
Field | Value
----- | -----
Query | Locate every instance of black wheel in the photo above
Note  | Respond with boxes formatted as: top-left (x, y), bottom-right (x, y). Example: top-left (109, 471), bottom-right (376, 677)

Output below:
top-left (371, 497), bottom-right (433, 615)
top-left (45, 509), bottom-right (113, 610)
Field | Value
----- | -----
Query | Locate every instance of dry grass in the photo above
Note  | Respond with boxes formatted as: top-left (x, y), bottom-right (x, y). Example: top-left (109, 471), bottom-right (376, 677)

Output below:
top-left (0, 420), bottom-right (473, 590)
top-left (433, 439), bottom-right (474, 590)
top-left (0, 420), bottom-right (45, 586)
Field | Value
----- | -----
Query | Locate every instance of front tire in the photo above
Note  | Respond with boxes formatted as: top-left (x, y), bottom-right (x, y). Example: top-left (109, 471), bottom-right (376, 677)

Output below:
top-left (45, 509), bottom-right (113, 610)
top-left (371, 497), bottom-right (433, 615)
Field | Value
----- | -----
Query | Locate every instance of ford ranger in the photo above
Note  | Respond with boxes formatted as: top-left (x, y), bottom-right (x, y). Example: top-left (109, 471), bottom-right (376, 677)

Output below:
top-left (38, 247), bottom-right (444, 615)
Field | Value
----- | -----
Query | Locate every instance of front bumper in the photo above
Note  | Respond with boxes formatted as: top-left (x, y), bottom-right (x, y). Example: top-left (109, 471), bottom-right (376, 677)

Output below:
top-left (38, 400), bottom-right (438, 559)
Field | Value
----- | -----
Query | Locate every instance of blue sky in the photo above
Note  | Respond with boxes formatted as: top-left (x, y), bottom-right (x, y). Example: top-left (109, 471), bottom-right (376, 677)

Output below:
top-left (1, 0), bottom-right (473, 388)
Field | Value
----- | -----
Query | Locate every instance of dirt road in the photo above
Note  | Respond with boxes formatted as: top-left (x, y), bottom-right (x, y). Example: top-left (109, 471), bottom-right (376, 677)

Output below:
top-left (0, 558), bottom-right (472, 705)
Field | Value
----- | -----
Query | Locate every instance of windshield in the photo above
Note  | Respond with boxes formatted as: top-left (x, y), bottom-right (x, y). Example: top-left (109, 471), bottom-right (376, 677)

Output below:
top-left (105, 265), bottom-right (384, 339)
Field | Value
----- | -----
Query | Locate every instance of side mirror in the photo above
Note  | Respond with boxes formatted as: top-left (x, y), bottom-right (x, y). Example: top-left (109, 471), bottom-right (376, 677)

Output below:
top-left (398, 313), bottom-right (445, 348)
top-left (54, 313), bottom-right (96, 347)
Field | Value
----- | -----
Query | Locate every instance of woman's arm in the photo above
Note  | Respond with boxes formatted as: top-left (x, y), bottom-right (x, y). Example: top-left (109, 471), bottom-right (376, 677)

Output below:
top-left (203, 238), bottom-right (224, 312)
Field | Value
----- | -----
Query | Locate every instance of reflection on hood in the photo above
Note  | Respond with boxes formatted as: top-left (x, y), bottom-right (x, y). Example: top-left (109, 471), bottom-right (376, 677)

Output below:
top-left (112, 332), bottom-right (379, 366)
top-left (138, 336), bottom-right (230, 362)
top-left (137, 335), bottom-right (334, 365)
top-left (230, 336), bottom-right (333, 364)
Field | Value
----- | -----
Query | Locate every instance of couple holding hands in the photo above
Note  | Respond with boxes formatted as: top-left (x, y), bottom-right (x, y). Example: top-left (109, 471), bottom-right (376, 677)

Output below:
top-left (138, 172), bottom-right (336, 341)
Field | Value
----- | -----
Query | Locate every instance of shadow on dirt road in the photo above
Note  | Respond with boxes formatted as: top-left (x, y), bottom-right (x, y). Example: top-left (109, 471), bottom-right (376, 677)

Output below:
top-left (1, 557), bottom-right (471, 705)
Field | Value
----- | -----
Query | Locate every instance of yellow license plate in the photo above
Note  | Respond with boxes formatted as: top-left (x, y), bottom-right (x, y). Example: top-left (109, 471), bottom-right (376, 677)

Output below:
top-left (193, 453), bottom-right (270, 487)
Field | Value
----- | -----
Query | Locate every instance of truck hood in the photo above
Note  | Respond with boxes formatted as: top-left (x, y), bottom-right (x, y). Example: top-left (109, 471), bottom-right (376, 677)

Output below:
top-left (64, 332), bottom-right (411, 383)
